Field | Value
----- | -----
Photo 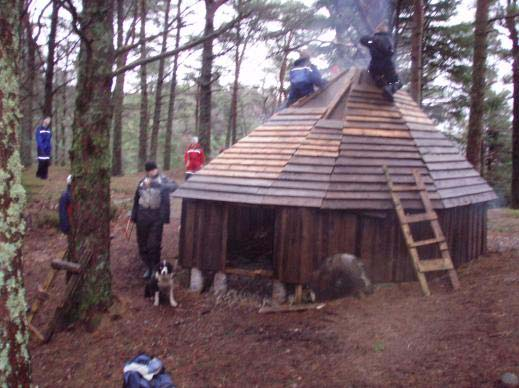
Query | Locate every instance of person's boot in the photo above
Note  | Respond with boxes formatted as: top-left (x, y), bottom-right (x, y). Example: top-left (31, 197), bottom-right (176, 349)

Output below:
top-left (382, 84), bottom-right (394, 102)
top-left (391, 81), bottom-right (402, 94)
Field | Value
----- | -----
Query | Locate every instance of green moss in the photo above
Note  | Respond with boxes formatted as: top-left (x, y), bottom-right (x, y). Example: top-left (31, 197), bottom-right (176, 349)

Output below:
top-left (0, 4), bottom-right (31, 385)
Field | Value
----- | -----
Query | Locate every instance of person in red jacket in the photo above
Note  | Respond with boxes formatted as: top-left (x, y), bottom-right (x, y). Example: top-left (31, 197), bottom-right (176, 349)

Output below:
top-left (184, 136), bottom-right (205, 181)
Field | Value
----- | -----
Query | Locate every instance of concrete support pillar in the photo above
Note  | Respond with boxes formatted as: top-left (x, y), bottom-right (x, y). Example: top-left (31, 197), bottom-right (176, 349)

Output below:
top-left (272, 279), bottom-right (287, 305)
top-left (190, 267), bottom-right (204, 293)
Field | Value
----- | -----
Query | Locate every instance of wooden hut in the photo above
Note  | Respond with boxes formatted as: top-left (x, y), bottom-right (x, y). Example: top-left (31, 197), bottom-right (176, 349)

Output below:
top-left (174, 69), bottom-right (496, 286)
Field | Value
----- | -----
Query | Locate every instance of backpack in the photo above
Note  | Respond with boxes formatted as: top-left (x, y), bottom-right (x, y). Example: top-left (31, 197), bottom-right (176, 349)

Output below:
top-left (289, 66), bottom-right (313, 86)
top-left (123, 354), bottom-right (176, 388)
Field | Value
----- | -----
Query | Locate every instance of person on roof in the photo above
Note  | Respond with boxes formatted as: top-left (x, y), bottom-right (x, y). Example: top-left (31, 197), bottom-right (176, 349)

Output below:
top-left (360, 23), bottom-right (402, 102)
top-left (131, 161), bottom-right (178, 279)
top-left (35, 116), bottom-right (52, 179)
top-left (184, 137), bottom-right (205, 181)
top-left (286, 51), bottom-right (326, 106)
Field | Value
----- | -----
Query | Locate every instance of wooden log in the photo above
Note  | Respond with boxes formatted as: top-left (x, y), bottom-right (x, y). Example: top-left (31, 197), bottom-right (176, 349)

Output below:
top-left (27, 249), bottom-right (69, 324)
top-left (294, 285), bottom-right (303, 304)
top-left (51, 260), bottom-right (82, 274)
top-left (46, 250), bottom-right (94, 342)
top-left (29, 323), bottom-right (46, 342)
top-left (258, 303), bottom-right (326, 314)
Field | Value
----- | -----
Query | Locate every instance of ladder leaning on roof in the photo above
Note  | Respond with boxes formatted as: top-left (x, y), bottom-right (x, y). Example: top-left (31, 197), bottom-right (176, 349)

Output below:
top-left (383, 166), bottom-right (460, 296)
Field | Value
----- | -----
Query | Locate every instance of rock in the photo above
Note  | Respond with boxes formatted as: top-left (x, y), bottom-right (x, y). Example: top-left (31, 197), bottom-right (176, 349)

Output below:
top-left (272, 280), bottom-right (287, 305)
top-left (189, 267), bottom-right (204, 293)
top-left (501, 372), bottom-right (519, 387)
top-left (213, 271), bottom-right (227, 296)
top-left (310, 253), bottom-right (374, 301)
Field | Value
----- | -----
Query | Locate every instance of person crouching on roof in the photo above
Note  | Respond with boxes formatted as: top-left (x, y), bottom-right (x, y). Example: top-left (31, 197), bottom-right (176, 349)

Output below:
top-left (131, 161), bottom-right (178, 279)
top-left (360, 23), bottom-right (402, 102)
top-left (59, 175), bottom-right (73, 235)
top-left (286, 51), bottom-right (327, 106)
top-left (184, 136), bottom-right (205, 181)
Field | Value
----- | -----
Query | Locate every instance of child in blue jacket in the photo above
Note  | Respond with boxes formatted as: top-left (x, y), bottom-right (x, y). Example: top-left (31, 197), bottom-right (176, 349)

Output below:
top-left (287, 52), bottom-right (326, 106)
top-left (35, 117), bottom-right (52, 179)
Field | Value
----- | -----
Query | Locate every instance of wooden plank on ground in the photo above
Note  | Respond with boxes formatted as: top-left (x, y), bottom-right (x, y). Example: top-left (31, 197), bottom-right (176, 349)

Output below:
top-left (258, 303), bottom-right (326, 314)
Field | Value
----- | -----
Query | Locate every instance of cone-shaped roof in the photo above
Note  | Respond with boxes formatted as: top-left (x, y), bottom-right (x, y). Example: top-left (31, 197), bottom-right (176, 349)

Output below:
top-left (175, 69), bottom-right (496, 209)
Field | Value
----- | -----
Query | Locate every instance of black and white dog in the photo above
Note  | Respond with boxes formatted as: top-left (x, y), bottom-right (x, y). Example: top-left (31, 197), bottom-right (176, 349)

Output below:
top-left (144, 261), bottom-right (178, 307)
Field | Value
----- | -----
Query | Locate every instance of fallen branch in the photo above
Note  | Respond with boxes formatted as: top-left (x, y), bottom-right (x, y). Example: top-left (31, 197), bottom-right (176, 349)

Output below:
top-left (258, 303), bottom-right (326, 314)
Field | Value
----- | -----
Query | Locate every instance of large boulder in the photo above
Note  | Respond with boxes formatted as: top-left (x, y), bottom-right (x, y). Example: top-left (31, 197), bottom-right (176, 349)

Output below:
top-left (310, 253), bottom-right (374, 301)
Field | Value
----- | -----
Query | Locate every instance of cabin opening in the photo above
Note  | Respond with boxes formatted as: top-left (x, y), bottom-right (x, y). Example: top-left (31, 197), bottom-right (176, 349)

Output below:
top-left (226, 204), bottom-right (275, 275)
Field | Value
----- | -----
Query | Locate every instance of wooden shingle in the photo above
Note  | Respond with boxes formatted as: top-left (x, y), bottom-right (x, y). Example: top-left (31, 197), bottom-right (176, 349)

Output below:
top-left (174, 68), bottom-right (496, 209)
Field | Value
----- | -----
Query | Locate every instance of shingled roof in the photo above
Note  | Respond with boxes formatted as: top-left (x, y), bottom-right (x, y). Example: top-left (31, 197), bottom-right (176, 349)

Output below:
top-left (174, 68), bottom-right (497, 209)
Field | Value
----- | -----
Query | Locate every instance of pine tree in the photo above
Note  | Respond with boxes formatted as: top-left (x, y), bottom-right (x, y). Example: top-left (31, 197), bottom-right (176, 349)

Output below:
top-left (467, 0), bottom-right (490, 170)
top-left (0, 1), bottom-right (31, 384)
top-left (64, 0), bottom-right (114, 324)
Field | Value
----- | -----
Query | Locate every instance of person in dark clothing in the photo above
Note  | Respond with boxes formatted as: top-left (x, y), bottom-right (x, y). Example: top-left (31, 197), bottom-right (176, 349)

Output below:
top-left (131, 161), bottom-right (178, 279)
top-left (35, 116), bottom-right (52, 179)
top-left (360, 24), bottom-right (402, 102)
top-left (286, 52), bottom-right (326, 106)
top-left (59, 175), bottom-right (73, 234)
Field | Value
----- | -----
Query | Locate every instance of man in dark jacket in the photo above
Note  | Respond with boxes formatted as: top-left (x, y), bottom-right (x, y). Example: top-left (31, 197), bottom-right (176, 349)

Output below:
top-left (360, 24), bottom-right (402, 101)
top-left (131, 161), bottom-right (178, 279)
top-left (59, 175), bottom-right (73, 234)
top-left (35, 116), bottom-right (52, 179)
top-left (287, 52), bottom-right (326, 106)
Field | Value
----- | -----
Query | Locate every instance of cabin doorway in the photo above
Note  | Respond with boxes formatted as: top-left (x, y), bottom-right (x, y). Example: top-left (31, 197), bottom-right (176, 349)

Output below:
top-left (226, 204), bottom-right (275, 275)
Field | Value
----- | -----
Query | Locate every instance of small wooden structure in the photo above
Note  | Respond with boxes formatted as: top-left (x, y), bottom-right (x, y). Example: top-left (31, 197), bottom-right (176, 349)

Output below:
top-left (174, 69), bottom-right (496, 287)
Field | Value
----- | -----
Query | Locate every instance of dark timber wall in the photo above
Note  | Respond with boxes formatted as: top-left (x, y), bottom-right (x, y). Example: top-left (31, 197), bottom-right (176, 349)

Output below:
top-left (179, 199), bottom-right (487, 284)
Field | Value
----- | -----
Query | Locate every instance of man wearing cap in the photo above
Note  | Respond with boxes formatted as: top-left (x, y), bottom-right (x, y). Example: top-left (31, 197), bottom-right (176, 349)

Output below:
top-left (184, 136), bottom-right (205, 181)
top-left (35, 116), bottom-right (52, 179)
top-left (287, 51), bottom-right (326, 106)
top-left (360, 23), bottom-right (402, 101)
top-left (131, 161), bottom-right (179, 279)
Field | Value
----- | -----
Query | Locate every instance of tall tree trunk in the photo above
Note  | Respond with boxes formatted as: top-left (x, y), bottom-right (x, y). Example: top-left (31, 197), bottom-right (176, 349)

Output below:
top-left (466, 0), bottom-right (490, 171)
top-left (229, 21), bottom-right (243, 145)
top-left (60, 50), bottom-right (70, 166)
top-left (0, 2), bottom-right (31, 385)
top-left (112, 0), bottom-right (135, 176)
top-left (163, 0), bottom-right (182, 171)
top-left (65, 0), bottom-right (114, 324)
top-left (410, 0), bottom-right (423, 104)
top-left (43, 0), bottom-right (59, 118)
top-left (194, 81), bottom-right (201, 133)
top-left (138, 0), bottom-right (149, 170)
top-left (198, 0), bottom-right (227, 156)
top-left (54, 102), bottom-right (60, 161)
top-left (149, 0), bottom-right (172, 162)
top-left (20, 4), bottom-right (36, 167)
top-left (507, 2), bottom-right (519, 207)
top-left (277, 33), bottom-right (293, 105)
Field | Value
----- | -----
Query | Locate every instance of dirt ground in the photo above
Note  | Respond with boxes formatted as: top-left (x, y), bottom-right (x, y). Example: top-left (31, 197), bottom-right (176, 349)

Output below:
top-left (23, 167), bottom-right (519, 387)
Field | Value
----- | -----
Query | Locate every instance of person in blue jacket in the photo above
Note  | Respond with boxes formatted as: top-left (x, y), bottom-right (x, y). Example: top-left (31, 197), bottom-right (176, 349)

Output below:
top-left (287, 51), bottom-right (326, 106)
top-left (360, 23), bottom-right (402, 101)
top-left (59, 175), bottom-right (72, 235)
top-left (35, 116), bottom-right (52, 179)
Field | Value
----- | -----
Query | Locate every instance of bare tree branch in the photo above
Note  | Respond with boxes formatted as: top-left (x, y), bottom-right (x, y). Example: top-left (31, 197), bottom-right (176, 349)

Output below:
top-left (488, 12), bottom-right (519, 24)
top-left (113, 14), bottom-right (247, 76)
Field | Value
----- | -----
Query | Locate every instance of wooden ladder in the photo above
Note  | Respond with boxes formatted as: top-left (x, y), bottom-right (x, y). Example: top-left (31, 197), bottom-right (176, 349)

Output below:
top-left (27, 249), bottom-right (82, 342)
top-left (383, 166), bottom-right (460, 296)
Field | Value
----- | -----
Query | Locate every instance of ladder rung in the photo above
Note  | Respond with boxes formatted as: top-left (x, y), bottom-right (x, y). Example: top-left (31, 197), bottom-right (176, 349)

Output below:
top-left (410, 238), bottom-right (446, 248)
top-left (404, 212), bottom-right (437, 224)
top-left (392, 185), bottom-right (422, 192)
top-left (418, 259), bottom-right (453, 272)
